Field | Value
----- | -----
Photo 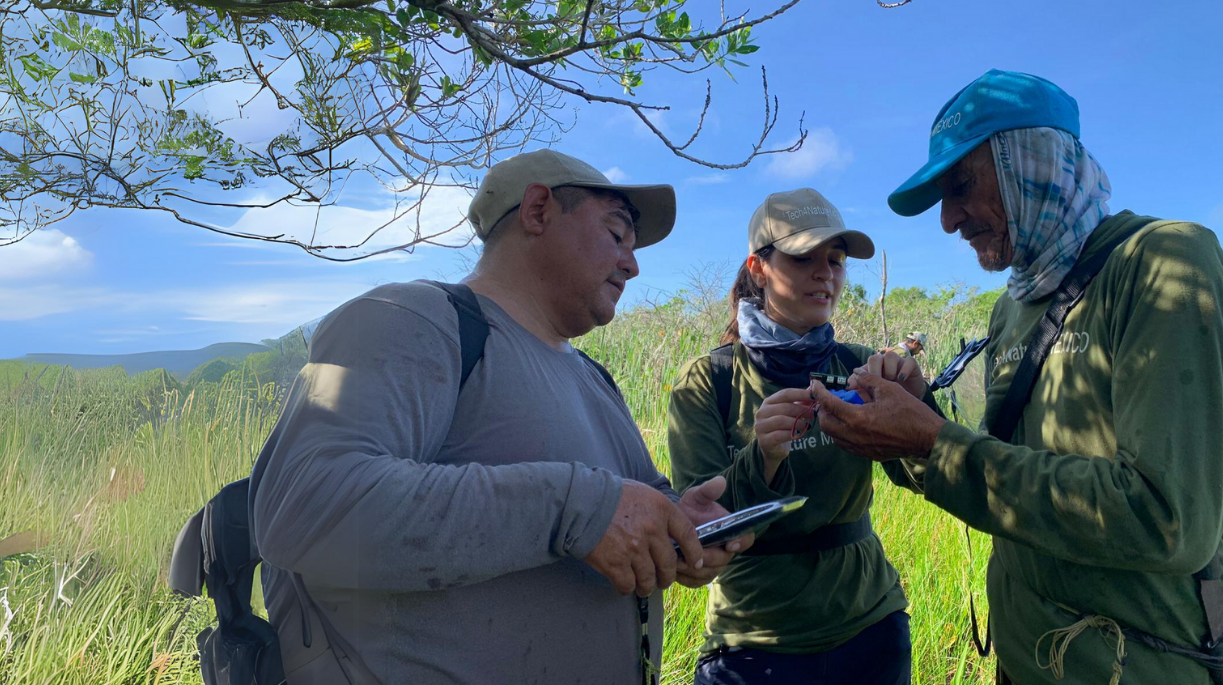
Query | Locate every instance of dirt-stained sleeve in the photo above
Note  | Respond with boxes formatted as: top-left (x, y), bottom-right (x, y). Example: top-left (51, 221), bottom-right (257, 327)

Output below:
top-left (250, 289), bottom-right (621, 592)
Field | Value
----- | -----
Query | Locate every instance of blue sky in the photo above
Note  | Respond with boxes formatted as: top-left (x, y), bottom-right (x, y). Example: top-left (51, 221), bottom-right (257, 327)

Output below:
top-left (3, 0), bottom-right (1221, 358)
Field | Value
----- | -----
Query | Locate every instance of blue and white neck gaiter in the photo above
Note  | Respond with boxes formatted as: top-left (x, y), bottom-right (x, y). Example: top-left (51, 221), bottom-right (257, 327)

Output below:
top-left (991, 127), bottom-right (1112, 303)
top-left (736, 298), bottom-right (838, 388)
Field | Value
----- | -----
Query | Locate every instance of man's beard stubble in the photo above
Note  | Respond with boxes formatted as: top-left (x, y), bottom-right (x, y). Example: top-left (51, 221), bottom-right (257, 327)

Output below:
top-left (977, 238), bottom-right (1011, 272)
top-left (962, 222), bottom-right (1013, 273)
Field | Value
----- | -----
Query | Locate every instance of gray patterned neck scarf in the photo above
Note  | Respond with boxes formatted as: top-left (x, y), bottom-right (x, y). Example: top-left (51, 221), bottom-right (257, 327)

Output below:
top-left (991, 127), bottom-right (1112, 303)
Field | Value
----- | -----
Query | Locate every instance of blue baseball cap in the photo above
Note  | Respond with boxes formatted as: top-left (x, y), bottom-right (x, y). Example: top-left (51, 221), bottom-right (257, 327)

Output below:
top-left (887, 69), bottom-right (1081, 217)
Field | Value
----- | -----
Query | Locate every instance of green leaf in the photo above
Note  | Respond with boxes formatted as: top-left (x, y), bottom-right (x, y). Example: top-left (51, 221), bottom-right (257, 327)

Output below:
top-left (68, 72), bottom-right (97, 84)
top-left (51, 32), bottom-right (83, 52)
top-left (348, 37), bottom-right (373, 56)
top-left (18, 54), bottom-right (58, 82)
top-left (557, 0), bottom-right (579, 19)
top-left (471, 42), bottom-right (493, 67)
top-left (620, 69), bottom-right (642, 94)
top-left (439, 74), bottom-right (463, 98)
top-left (88, 29), bottom-right (116, 56)
top-left (183, 155), bottom-right (206, 180)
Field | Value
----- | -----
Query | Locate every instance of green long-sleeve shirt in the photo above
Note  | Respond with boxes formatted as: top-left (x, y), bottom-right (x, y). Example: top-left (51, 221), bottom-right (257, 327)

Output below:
top-left (925, 212), bottom-right (1223, 685)
top-left (668, 342), bottom-right (922, 654)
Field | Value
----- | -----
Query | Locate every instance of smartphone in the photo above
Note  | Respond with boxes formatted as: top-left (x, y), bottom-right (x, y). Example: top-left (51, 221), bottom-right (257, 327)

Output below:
top-left (678, 496), bottom-right (808, 552)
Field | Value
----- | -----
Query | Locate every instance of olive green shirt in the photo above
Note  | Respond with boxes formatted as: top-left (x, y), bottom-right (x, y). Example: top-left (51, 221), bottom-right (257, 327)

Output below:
top-left (925, 212), bottom-right (1223, 684)
top-left (668, 342), bottom-right (921, 654)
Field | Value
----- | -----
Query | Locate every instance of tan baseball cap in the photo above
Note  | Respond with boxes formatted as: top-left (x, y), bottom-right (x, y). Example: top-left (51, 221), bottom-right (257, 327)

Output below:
top-left (467, 149), bottom-right (677, 249)
top-left (748, 187), bottom-right (874, 259)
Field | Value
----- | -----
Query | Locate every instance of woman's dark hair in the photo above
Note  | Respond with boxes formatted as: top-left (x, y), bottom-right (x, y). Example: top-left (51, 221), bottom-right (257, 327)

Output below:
top-left (721, 245), bottom-right (775, 344)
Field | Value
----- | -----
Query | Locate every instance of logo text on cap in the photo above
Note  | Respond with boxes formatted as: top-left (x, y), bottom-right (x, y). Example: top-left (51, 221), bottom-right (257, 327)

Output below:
top-left (931, 112), bottom-right (962, 137)
top-left (784, 205), bottom-right (840, 222)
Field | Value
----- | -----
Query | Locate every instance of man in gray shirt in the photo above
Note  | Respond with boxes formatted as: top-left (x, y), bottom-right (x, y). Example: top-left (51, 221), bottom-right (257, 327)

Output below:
top-left (249, 150), bottom-right (749, 684)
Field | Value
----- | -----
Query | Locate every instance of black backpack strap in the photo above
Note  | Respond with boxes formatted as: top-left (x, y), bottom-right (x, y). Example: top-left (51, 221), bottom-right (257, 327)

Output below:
top-left (971, 219), bottom-right (1151, 660)
top-left (430, 280), bottom-right (614, 401)
top-left (422, 281), bottom-right (489, 389)
top-left (967, 521), bottom-right (993, 657)
top-left (1197, 552), bottom-right (1223, 648)
top-left (833, 343), bottom-right (861, 374)
top-left (576, 349), bottom-right (622, 399)
top-left (968, 218), bottom-right (1159, 660)
top-left (181, 281), bottom-right (490, 685)
top-left (181, 477), bottom-right (288, 685)
top-left (709, 343), bottom-right (852, 428)
top-left (201, 480), bottom-right (260, 610)
top-left (709, 343), bottom-right (735, 428)
top-left (989, 221), bottom-right (1149, 443)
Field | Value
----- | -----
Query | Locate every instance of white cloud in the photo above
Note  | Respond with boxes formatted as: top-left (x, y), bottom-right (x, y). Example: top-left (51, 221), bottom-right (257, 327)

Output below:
top-left (223, 183), bottom-right (475, 256)
top-left (602, 167), bottom-right (630, 184)
top-left (0, 229), bottom-right (93, 282)
top-left (0, 284), bottom-right (110, 321)
top-left (227, 260), bottom-right (305, 266)
top-left (764, 128), bottom-right (853, 180)
top-left (176, 280), bottom-right (372, 325)
top-left (685, 173), bottom-right (730, 186)
top-left (123, 28), bottom-right (302, 149)
top-left (612, 107), bottom-right (671, 140)
top-left (202, 70), bottom-right (303, 148)
top-left (193, 241), bottom-right (278, 250)
top-left (94, 326), bottom-right (160, 335)
top-left (359, 252), bottom-right (423, 264)
top-left (0, 277), bottom-right (373, 328)
top-left (640, 109), bottom-right (669, 136)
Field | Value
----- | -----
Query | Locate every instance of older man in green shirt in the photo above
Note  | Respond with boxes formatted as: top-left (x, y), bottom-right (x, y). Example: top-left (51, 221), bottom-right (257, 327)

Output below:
top-left (813, 70), bottom-right (1223, 685)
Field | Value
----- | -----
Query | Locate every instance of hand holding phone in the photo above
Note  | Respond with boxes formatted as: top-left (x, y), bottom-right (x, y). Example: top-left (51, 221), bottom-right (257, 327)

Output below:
top-left (678, 496), bottom-right (807, 551)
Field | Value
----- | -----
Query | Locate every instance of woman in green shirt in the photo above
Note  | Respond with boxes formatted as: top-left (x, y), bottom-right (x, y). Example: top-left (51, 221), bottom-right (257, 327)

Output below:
top-left (668, 187), bottom-right (925, 685)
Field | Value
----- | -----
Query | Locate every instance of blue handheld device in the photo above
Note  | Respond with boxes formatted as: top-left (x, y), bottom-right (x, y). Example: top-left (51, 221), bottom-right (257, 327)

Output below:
top-left (830, 389), bottom-right (864, 405)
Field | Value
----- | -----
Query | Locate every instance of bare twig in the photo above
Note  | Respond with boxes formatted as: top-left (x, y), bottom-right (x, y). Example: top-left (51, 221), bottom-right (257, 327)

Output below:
top-left (879, 250), bottom-right (890, 346)
top-left (1, 0), bottom-right (806, 258)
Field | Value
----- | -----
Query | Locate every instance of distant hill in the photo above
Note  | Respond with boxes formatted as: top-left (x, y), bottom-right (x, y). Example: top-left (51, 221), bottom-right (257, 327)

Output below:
top-left (19, 342), bottom-right (270, 380)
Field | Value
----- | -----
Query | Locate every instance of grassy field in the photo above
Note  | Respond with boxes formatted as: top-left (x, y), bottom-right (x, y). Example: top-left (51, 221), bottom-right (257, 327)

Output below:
top-left (0, 282), bottom-right (1000, 685)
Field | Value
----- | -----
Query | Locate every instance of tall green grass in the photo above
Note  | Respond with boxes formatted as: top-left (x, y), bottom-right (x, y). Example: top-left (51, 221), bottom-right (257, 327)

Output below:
top-left (0, 282), bottom-right (1001, 685)
top-left (582, 282), bottom-right (998, 684)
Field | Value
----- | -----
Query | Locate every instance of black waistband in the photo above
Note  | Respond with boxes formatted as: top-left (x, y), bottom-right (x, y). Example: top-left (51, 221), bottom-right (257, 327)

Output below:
top-left (1122, 627), bottom-right (1223, 677)
top-left (740, 512), bottom-right (872, 556)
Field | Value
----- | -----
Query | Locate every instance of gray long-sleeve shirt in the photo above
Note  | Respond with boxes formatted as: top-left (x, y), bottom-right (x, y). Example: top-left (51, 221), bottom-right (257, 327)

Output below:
top-left (249, 282), bottom-right (673, 684)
